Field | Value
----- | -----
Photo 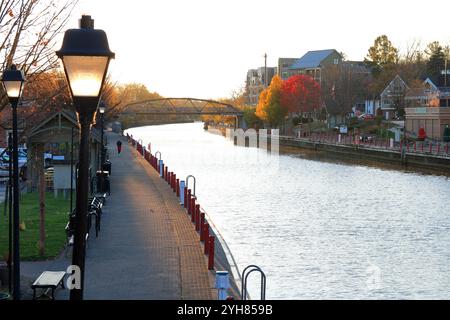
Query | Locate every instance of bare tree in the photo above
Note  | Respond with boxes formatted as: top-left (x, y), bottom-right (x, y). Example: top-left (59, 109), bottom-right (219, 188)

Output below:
top-left (401, 39), bottom-right (424, 63)
top-left (0, 0), bottom-right (79, 111)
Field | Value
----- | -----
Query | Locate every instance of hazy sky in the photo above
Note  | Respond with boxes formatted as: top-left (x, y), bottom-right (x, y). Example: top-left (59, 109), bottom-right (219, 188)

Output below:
top-left (70, 0), bottom-right (450, 99)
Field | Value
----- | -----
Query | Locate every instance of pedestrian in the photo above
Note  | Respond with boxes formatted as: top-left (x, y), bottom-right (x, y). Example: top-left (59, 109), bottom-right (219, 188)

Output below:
top-left (116, 140), bottom-right (122, 154)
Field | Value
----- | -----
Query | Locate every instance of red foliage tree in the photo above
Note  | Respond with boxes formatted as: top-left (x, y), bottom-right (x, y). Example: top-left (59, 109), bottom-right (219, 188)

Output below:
top-left (281, 75), bottom-right (321, 115)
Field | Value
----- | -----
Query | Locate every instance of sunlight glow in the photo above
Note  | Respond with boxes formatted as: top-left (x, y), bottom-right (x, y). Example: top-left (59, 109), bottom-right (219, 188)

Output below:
top-left (2, 81), bottom-right (22, 98)
top-left (63, 56), bottom-right (108, 97)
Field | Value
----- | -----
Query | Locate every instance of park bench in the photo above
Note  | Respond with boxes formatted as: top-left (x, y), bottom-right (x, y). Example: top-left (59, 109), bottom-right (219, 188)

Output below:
top-left (65, 232), bottom-right (89, 257)
top-left (64, 194), bottom-right (105, 256)
top-left (88, 196), bottom-right (104, 237)
top-left (65, 209), bottom-right (90, 256)
top-left (31, 271), bottom-right (66, 300)
top-left (94, 192), bottom-right (107, 205)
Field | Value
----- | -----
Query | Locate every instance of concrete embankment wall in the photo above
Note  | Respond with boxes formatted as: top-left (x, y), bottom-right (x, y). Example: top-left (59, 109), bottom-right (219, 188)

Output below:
top-left (206, 125), bottom-right (450, 174)
top-left (280, 137), bottom-right (450, 174)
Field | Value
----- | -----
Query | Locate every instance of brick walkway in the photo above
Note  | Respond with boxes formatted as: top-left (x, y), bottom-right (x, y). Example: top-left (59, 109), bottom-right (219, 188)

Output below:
top-left (80, 132), bottom-right (215, 299)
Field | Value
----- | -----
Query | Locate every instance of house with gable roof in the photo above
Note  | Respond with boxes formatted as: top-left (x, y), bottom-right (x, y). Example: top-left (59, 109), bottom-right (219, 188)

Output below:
top-left (405, 77), bottom-right (450, 140)
top-left (380, 75), bottom-right (410, 120)
top-left (288, 49), bottom-right (343, 85)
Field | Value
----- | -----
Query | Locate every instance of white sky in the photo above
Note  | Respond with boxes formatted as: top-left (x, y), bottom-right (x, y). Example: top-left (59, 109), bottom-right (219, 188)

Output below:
top-left (69, 0), bottom-right (450, 99)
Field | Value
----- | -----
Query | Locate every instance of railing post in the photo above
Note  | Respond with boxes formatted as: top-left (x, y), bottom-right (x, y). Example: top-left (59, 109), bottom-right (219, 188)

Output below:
top-left (187, 189), bottom-right (191, 213)
top-left (179, 180), bottom-right (185, 206)
top-left (215, 271), bottom-right (230, 300)
top-left (191, 197), bottom-right (196, 222)
top-left (176, 179), bottom-right (180, 197)
top-left (203, 223), bottom-right (210, 253)
top-left (159, 160), bottom-right (164, 177)
top-left (173, 174), bottom-right (176, 192)
top-left (200, 212), bottom-right (205, 240)
top-left (195, 204), bottom-right (200, 232)
top-left (208, 236), bottom-right (215, 270)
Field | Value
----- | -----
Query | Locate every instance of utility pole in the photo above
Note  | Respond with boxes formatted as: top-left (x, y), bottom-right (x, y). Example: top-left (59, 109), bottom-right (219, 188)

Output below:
top-left (264, 53), bottom-right (267, 88)
top-left (444, 46), bottom-right (449, 88)
top-left (445, 46), bottom-right (449, 107)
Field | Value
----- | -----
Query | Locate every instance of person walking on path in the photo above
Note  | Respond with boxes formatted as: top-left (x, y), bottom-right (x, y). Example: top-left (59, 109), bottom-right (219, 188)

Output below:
top-left (116, 140), bottom-right (122, 154)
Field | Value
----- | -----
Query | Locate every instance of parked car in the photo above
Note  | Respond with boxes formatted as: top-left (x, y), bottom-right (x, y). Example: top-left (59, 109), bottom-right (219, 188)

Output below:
top-left (359, 134), bottom-right (376, 143)
top-left (358, 113), bottom-right (375, 121)
top-left (0, 149), bottom-right (27, 167)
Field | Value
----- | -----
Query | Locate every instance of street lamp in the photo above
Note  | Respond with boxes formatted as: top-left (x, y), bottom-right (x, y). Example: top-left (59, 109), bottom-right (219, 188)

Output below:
top-left (56, 15), bottom-right (115, 300)
top-left (99, 101), bottom-right (106, 168)
top-left (1, 64), bottom-right (26, 300)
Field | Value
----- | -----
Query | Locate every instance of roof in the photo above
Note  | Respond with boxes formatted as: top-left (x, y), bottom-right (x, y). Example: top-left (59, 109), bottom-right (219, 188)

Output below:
top-left (29, 110), bottom-right (78, 137)
top-left (437, 87), bottom-right (450, 93)
top-left (381, 75), bottom-right (409, 97)
top-left (28, 110), bottom-right (101, 143)
top-left (405, 88), bottom-right (428, 99)
top-left (342, 61), bottom-right (372, 74)
top-left (323, 97), bottom-right (353, 114)
top-left (289, 49), bottom-right (338, 70)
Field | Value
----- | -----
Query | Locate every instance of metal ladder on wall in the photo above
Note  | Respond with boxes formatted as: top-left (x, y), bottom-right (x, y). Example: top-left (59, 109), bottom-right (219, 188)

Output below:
top-left (241, 265), bottom-right (266, 300)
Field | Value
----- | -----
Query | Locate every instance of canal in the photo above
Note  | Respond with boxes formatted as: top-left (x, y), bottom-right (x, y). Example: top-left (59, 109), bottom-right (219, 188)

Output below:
top-left (126, 123), bottom-right (450, 299)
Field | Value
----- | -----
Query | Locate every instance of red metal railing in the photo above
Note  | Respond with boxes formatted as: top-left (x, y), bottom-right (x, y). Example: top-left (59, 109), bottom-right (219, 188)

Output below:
top-left (127, 135), bottom-right (218, 272)
top-left (288, 133), bottom-right (450, 158)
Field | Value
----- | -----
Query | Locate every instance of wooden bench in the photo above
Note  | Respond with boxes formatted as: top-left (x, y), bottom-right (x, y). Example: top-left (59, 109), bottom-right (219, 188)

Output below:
top-left (31, 271), bottom-right (66, 300)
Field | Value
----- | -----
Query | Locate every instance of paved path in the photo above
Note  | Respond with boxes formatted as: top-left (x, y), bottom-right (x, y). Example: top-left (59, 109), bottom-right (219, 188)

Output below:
top-left (22, 132), bottom-right (215, 300)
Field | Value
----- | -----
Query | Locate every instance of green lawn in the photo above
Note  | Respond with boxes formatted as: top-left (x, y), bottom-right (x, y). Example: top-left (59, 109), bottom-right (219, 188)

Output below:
top-left (0, 192), bottom-right (71, 261)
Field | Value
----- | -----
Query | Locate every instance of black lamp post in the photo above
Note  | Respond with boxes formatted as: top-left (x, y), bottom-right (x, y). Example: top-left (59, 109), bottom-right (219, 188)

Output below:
top-left (56, 15), bottom-right (115, 300)
top-left (99, 101), bottom-right (106, 169)
top-left (1, 64), bottom-right (26, 300)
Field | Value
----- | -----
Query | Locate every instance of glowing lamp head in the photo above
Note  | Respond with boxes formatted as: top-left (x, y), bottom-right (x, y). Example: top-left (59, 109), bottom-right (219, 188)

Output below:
top-left (1, 64), bottom-right (25, 102)
top-left (99, 101), bottom-right (106, 114)
top-left (56, 15), bottom-right (115, 112)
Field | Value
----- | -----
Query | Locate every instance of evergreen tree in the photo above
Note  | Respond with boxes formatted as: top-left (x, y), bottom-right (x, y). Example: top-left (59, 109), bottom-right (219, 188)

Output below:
top-left (425, 41), bottom-right (445, 83)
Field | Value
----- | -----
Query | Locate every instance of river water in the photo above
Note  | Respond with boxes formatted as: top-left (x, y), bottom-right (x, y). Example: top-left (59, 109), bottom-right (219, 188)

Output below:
top-left (126, 123), bottom-right (450, 299)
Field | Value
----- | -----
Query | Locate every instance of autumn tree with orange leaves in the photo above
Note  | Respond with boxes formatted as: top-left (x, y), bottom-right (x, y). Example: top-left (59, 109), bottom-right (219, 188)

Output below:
top-left (256, 75), bottom-right (287, 128)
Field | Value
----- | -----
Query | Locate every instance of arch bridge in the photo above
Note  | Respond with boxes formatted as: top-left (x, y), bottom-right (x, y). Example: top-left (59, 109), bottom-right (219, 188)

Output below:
top-left (118, 97), bottom-right (245, 129)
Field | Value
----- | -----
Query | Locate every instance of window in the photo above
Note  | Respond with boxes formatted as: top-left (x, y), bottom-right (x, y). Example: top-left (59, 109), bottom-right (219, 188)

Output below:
top-left (334, 59), bottom-right (339, 65)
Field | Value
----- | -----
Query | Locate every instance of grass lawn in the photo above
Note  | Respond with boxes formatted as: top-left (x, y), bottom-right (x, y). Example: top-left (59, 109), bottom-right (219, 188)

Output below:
top-left (0, 192), bottom-right (70, 261)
